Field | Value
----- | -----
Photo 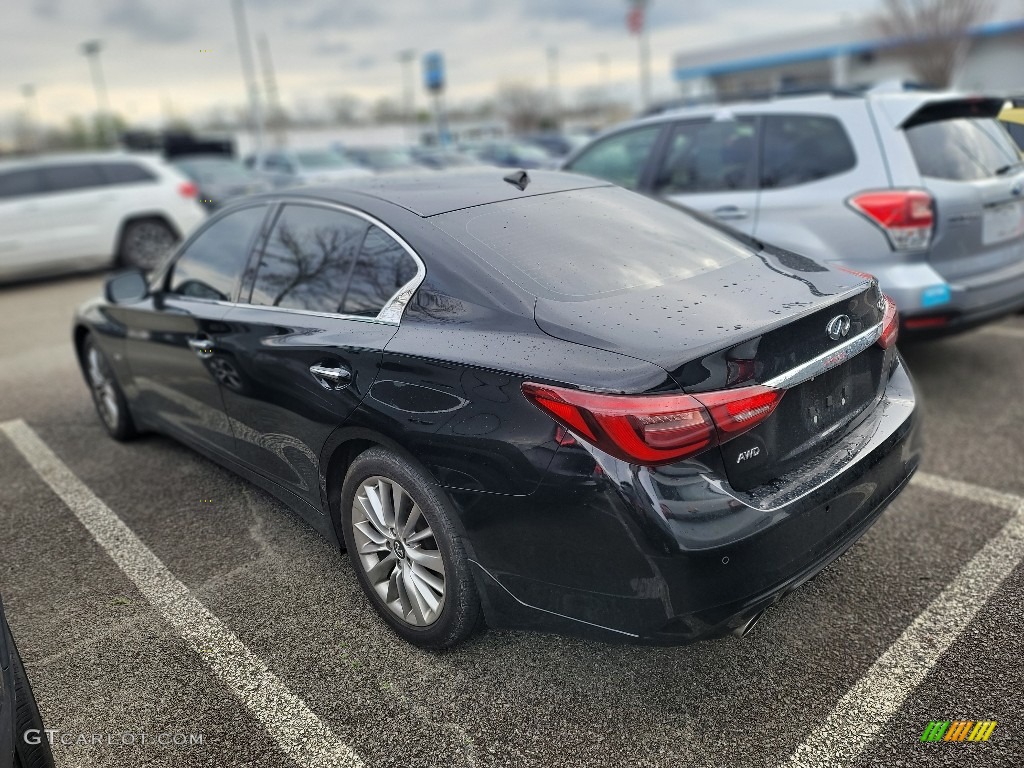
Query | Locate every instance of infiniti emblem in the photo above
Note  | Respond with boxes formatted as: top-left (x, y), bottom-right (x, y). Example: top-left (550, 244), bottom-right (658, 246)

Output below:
top-left (826, 314), bottom-right (852, 341)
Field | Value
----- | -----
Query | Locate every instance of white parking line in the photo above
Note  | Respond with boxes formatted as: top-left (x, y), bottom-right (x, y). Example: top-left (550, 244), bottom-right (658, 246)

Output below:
top-left (783, 471), bottom-right (1024, 768)
top-left (0, 419), bottom-right (364, 768)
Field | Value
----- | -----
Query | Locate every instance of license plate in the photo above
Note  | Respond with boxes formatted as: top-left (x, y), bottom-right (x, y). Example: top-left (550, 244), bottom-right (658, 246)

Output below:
top-left (982, 200), bottom-right (1024, 245)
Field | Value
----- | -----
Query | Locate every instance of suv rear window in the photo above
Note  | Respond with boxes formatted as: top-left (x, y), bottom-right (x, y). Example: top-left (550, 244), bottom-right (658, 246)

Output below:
top-left (433, 186), bottom-right (754, 299)
top-left (906, 118), bottom-right (1020, 181)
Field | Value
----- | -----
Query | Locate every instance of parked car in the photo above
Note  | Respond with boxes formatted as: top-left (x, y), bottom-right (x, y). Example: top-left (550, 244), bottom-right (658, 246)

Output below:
top-left (466, 140), bottom-right (556, 169)
top-left (171, 154), bottom-right (272, 210)
top-left (999, 98), bottom-right (1024, 152)
top-left (1, 597), bottom-right (55, 768)
top-left (0, 152), bottom-right (206, 280)
top-left (243, 149), bottom-right (372, 188)
top-left (563, 86), bottom-right (1024, 337)
top-left (74, 170), bottom-right (919, 649)
top-left (408, 147), bottom-right (482, 170)
top-left (343, 146), bottom-right (423, 174)
top-left (521, 132), bottom-right (591, 159)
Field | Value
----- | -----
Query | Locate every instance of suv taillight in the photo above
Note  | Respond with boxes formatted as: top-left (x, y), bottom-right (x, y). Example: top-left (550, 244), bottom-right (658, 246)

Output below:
top-left (178, 181), bottom-right (198, 198)
top-left (849, 189), bottom-right (933, 251)
top-left (522, 383), bottom-right (784, 466)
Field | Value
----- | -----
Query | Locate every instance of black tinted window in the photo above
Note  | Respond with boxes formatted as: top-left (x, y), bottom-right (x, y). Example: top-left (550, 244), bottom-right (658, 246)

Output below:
top-left (654, 117), bottom-right (758, 193)
top-left (342, 226), bottom-right (419, 317)
top-left (169, 205), bottom-right (268, 301)
top-left (566, 126), bottom-right (661, 190)
top-left (101, 162), bottom-right (156, 184)
top-left (0, 169), bottom-right (44, 198)
top-left (249, 204), bottom-right (367, 312)
top-left (40, 163), bottom-right (106, 192)
top-left (434, 186), bottom-right (753, 299)
top-left (761, 115), bottom-right (856, 189)
top-left (907, 118), bottom-right (1020, 181)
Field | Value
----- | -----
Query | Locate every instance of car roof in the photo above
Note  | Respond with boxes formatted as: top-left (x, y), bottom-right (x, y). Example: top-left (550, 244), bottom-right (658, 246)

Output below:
top-left (0, 151), bottom-right (163, 171)
top-left (269, 168), bottom-right (610, 217)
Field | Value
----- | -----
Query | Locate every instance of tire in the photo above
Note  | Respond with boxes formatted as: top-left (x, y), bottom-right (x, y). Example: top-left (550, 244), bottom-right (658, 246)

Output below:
top-left (118, 219), bottom-right (178, 271)
top-left (82, 335), bottom-right (137, 441)
top-left (6, 622), bottom-right (55, 768)
top-left (340, 447), bottom-right (482, 649)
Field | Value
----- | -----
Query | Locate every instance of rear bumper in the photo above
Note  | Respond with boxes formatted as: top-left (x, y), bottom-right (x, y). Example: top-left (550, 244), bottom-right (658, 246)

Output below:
top-left (462, 357), bottom-right (921, 644)
top-left (863, 257), bottom-right (1024, 338)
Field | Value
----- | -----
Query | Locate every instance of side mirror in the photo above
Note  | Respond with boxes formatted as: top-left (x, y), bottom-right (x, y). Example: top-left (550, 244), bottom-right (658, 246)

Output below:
top-left (105, 269), bottom-right (150, 304)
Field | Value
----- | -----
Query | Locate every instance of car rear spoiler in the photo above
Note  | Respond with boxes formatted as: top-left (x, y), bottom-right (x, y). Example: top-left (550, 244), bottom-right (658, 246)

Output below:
top-left (897, 96), bottom-right (1006, 129)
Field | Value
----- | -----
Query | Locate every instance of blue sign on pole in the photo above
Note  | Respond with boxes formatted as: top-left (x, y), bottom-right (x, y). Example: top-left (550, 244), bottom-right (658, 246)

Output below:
top-left (423, 51), bottom-right (445, 93)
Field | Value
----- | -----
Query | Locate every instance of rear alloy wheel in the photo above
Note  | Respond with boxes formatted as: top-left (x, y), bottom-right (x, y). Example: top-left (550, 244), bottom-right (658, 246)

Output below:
top-left (83, 336), bottom-right (136, 441)
top-left (119, 219), bottom-right (178, 271)
top-left (341, 448), bottom-right (481, 648)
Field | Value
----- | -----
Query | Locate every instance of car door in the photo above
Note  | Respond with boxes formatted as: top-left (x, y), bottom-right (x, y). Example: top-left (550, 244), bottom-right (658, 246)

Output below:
top-left (649, 115), bottom-right (761, 235)
top-left (36, 163), bottom-right (113, 260)
top-left (563, 123), bottom-right (666, 192)
top-left (116, 203), bottom-right (272, 457)
top-left (216, 203), bottom-right (419, 507)
top-left (0, 167), bottom-right (49, 276)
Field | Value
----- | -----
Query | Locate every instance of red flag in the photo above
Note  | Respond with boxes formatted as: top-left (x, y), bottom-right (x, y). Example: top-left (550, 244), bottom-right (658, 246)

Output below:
top-left (627, 3), bottom-right (645, 35)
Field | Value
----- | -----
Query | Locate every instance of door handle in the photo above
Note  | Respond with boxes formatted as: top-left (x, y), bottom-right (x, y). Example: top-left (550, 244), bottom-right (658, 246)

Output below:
top-left (188, 336), bottom-right (216, 359)
top-left (309, 364), bottom-right (352, 390)
top-left (713, 205), bottom-right (749, 221)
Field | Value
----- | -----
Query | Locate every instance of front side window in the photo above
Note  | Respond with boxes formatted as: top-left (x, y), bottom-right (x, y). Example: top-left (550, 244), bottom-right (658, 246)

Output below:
top-left (907, 118), bottom-right (1020, 181)
top-left (565, 125), bottom-right (662, 190)
top-left (249, 204), bottom-right (367, 312)
top-left (342, 226), bottom-right (419, 317)
top-left (0, 169), bottom-right (45, 199)
top-left (761, 115), bottom-right (856, 189)
top-left (168, 205), bottom-right (268, 301)
top-left (41, 163), bottom-right (106, 193)
top-left (653, 117), bottom-right (758, 194)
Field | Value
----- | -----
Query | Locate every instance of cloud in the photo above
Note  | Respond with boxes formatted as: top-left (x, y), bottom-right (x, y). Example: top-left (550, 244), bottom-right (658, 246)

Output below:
top-left (101, 0), bottom-right (197, 43)
top-left (32, 0), bottom-right (60, 18)
top-left (289, 3), bottom-right (384, 31)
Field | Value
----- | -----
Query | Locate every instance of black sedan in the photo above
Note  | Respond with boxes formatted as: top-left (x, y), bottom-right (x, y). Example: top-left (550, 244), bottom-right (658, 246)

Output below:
top-left (73, 170), bottom-right (920, 649)
top-left (1, 598), bottom-right (54, 768)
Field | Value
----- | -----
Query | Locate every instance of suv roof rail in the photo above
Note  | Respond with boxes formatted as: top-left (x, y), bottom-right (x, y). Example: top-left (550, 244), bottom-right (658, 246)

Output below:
top-left (639, 85), bottom-right (869, 117)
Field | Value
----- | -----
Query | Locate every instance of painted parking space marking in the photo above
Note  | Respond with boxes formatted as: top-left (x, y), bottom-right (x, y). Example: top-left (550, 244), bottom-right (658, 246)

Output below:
top-left (0, 419), bottom-right (364, 768)
top-left (977, 324), bottom-right (1024, 340)
top-left (783, 471), bottom-right (1024, 768)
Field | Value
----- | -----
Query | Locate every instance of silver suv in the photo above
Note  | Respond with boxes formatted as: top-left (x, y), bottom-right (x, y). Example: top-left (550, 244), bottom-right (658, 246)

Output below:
top-left (562, 86), bottom-right (1024, 336)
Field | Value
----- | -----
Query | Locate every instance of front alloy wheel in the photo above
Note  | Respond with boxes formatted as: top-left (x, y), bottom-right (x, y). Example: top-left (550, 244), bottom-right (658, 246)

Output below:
top-left (352, 476), bottom-right (446, 626)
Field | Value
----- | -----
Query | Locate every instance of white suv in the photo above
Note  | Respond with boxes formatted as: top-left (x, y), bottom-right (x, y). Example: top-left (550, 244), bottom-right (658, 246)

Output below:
top-left (0, 152), bottom-right (207, 282)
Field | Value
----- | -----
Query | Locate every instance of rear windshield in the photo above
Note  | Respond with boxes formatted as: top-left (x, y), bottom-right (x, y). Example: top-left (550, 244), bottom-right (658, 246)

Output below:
top-left (431, 186), bottom-right (754, 299)
top-left (906, 118), bottom-right (1020, 181)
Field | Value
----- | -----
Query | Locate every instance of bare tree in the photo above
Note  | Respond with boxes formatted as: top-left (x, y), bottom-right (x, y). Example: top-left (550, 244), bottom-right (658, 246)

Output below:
top-left (876, 0), bottom-right (994, 87)
top-left (495, 82), bottom-right (550, 133)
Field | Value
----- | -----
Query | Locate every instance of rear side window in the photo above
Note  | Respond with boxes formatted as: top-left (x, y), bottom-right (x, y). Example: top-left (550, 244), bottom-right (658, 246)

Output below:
top-left (654, 117), bottom-right (758, 193)
top-left (565, 125), bottom-right (661, 190)
top-left (169, 205), bottom-right (268, 301)
top-left (342, 226), bottom-right (419, 317)
top-left (0, 169), bottom-right (45, 198)
top-left (760, 115), bottom-right (856, 189)
top-left (249, 204), bottom-right (367, 313)
top-left (101, 162), bottom-right (157, 184)
top-left (907, 118), bottom-right (1020, 181)
top-left (40, 163), bottom-right (106, 193)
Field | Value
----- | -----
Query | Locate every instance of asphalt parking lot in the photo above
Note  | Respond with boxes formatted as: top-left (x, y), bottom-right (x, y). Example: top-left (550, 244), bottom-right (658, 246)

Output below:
top-left (1, 273), bottom-right (1022, 768)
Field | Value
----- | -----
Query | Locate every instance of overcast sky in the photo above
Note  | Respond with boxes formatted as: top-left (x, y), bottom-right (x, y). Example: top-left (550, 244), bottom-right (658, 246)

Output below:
top-left (2, 0), bottom-right (878, 128)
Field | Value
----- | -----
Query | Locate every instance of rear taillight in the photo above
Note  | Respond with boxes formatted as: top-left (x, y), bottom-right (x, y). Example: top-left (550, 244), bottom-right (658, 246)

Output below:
top-left (178, 181), bottom-right (198, 198)
top-left (878, 294), bottom-right (899, 349)
top-left (522, 382), bottom-right (783, 466)
top-left (849, 189), bottom-right (933, 251)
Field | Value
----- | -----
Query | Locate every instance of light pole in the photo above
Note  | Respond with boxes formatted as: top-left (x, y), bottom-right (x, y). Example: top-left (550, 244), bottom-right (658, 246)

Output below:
top-left (547, 45), bottom-right (560, 130)
top-left (257, 34), bottom-right (285, 147)
top-left (81, 40), bottom-right (113, 147)
top-left (20, 84), bottom-right (41, 151)
top-left (597, 53), bottom-right (610, 123)
top-left (627, 0), bottom-right (652, 111)
top-left (398, 49), bottom-right (416, 143)
top-left (231, 0), bottom-right (265, 166)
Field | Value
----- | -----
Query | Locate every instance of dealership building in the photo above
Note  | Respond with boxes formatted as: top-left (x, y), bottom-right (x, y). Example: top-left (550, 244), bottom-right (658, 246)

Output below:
top-left (673, 16), bottom-right (1024, 98)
